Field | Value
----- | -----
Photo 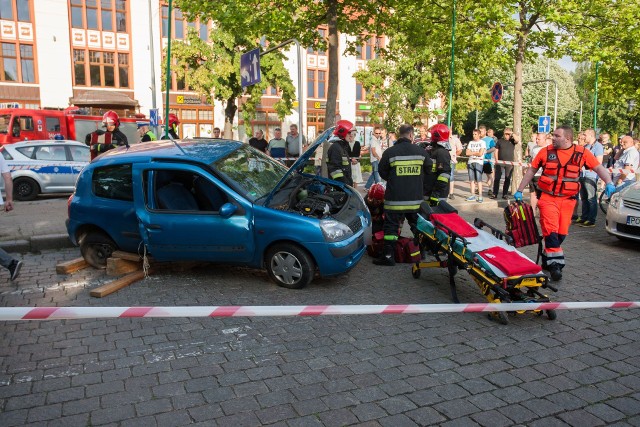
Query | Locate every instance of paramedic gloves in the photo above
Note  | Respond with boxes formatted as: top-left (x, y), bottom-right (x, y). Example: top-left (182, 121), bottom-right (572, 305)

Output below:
top-left (514, 191), bottom-right (523, 202)
top-left (604, 182), bottom-right (616, 198)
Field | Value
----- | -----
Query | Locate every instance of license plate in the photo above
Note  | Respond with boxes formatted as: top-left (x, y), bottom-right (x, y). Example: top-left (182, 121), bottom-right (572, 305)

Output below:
top-left (626, 216), bottom-right (640, 227)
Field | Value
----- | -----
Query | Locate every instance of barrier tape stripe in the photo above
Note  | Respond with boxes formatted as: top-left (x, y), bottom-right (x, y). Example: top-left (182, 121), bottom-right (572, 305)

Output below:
top-left (1, 302), bottom-right (638, 321)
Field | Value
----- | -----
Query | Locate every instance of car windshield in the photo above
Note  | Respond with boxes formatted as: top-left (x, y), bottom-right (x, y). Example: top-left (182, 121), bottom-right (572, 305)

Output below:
top-left (212, 144), bottom-right (289, 202)
top-left (0, 114), bottom-right (11, 134)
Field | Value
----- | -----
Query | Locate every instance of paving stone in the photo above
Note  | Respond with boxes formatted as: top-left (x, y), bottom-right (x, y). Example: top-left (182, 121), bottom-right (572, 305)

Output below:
top-left (471, 409), bottom-right (517, 427)
top-left (317, 408), bottom-right (360, 427)
top-left (557, 409), bottom-right (608, 427)
top-left (405, 406), bottom-right (447, 425)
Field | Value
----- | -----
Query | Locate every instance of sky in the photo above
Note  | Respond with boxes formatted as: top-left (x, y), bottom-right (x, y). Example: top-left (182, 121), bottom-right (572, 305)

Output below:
top-left (558, 56), bottom-right (577, 72)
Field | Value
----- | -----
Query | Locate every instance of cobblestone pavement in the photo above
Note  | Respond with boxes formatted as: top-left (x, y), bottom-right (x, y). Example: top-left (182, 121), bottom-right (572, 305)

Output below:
top-left (1, 197), bottom-right (639, 426)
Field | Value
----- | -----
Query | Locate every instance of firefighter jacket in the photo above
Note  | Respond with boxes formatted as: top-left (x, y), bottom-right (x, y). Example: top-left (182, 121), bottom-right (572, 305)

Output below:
top-left (327, 138), bottom-right (353, 185)
top-left (379, 137), bottom-right (432, 212)
top-left (85, 129), bottom-right (129, 160)
top-left (537, 145), bottom-right (586, 197)
top-left (423, 144), bottom-right (451, 199)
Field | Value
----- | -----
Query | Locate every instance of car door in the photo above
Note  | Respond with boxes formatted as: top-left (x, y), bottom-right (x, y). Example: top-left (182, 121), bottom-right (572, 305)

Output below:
top-left (132, 163), bottom-right (255, 263)
top-left (67, 145), bottom-right (90, 187)
top-left (32, 145), bottom-right (73, 190)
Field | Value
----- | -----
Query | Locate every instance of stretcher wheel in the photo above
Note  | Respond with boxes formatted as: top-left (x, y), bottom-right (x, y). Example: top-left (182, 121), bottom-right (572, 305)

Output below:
top-left (412, 267), bottom-right (421, 279)
top-left (488, 311), bottom-right (509, 325)
top-left (545, 310), bottom-right (557, 320)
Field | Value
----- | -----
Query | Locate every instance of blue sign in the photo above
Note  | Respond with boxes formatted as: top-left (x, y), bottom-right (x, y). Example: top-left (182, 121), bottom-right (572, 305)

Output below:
top-left (491, 82), bottom-right (503, 103)
top-left (240, 48), bottom-right (261, 89)
top-left (538, 116), bottom-right (551, 133)
top-left (149, 109), bottom-right (159, 127)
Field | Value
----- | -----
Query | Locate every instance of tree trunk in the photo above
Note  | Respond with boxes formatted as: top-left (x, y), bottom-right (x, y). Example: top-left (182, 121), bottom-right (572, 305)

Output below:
top-left (224, 97), bottom-right (238, 139)
top-left (325, 0), bottom-right (339, 129)
top-left (511, 33), bottom-right (527, 189)
top-left (321, 0), bottom-right (339, 178)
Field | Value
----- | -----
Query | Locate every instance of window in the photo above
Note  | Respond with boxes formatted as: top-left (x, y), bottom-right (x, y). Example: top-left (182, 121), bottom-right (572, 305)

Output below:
top-left (45, 117), bottom-right (61, 132)
top-left (174, 9), bottom-right (184, 39)
top-left (19, 44), bottom-right (34, 83)
top-left (317, 71), bottom-right (326, 98)
top-left (199, 23), bottom-right (208, 41)
top-left (73, 49), bottom-right (86, 85)
top-left (308, 70), bottom-right (326, 98)
top-left (161, 5), bottom-right (168, 37)
top-left (71, 1), bottom-right (127, 32)
top-left (71, 0), bottom-right (83, 27)
top-left (115, 0), bottom-right (125, 32)
top-left (17, 0), bottom-right (30, 21)
top-left (307, 70), bottom-right (315, 98)
top-left (100, 0), bottom-right (112, 31)
top-left (0, 0), bottom-right (13, 20)
top-left (356, 82), bottom-right (365, 101)
top-left (92, 164), bottom-right (133, 201)
top-left (1, 43), bottom-right (17, 81)
top-left (17, 115), bottom-right (34, 131)
top-left (118, 53), bottom-right (129, 87)
top-left (70, 146), bottom-right (90, 162)
top-left (85, 0), bottom-right (98, 29)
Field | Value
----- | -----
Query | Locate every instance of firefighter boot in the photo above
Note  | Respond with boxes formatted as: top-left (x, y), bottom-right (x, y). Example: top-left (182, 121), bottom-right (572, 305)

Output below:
top-left (373, 241), bottom-right (396, 266)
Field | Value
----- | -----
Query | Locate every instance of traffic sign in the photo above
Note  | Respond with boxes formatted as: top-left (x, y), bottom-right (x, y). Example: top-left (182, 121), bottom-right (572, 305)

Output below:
top-left (149, 109), bottom-right (159, 127)
top-left (491, 82), bottom-right (503, 103)
top-left (538, 115), bottom-right (551, 133)
top-left (240, 48), bottom-right (261, 88)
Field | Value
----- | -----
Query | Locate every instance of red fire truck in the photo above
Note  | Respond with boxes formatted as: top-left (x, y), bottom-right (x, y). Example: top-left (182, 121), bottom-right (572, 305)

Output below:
top-left (0, 107), bottom-right (142, 145)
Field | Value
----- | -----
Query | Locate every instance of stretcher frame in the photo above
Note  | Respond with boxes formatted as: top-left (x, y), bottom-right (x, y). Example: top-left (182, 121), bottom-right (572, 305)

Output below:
top-left (412, 213), bottom-right (557, 324)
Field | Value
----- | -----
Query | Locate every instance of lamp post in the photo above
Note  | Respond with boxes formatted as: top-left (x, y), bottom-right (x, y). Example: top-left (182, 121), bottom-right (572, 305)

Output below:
top-left (628, 99), bottom-right (636, 137)
top-left (446, 0), bottom-right (456, 127)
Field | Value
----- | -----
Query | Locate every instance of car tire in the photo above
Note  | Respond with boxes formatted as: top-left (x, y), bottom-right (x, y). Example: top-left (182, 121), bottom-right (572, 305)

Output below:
top-left (13, 177), bottom-right (40, 201)
top-left (266, 243), bottom-right (315, 289)
top-left (80, 231), bottom-right (117, 269)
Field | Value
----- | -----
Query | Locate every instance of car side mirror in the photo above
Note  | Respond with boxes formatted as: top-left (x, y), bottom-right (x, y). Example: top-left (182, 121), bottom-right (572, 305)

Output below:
top-left (219, 202), bottom-right (237, 218)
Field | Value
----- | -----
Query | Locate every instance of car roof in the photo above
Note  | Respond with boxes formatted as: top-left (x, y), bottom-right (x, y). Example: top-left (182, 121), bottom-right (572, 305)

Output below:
top-left (8, 140), bottom-right (85, 147)
top-left (98, 139), bottom-right (243, 164)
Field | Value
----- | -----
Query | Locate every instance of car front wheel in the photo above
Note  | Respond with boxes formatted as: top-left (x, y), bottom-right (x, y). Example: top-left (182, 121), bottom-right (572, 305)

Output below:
top-left (266, 243), bottom-right (315, 289)
top-left (80, 231), bottom-right (117, 269)
top-left (13, 177), bottom-right (40, 201)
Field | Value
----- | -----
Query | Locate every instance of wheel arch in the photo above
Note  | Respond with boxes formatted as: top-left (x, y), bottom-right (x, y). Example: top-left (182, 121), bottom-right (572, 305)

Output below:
top-left (262, 239), bottom-right (318, 270)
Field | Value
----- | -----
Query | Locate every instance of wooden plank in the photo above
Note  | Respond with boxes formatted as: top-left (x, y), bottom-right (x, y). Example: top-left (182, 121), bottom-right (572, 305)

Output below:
top-left (111, 251), bottom-right (143, 262)
top-left (90, 270), bottom-right (146, 298)
top-left (106, 257), bottom-right (142, 276)
top-left (56, 257), bottom-right (89, 274)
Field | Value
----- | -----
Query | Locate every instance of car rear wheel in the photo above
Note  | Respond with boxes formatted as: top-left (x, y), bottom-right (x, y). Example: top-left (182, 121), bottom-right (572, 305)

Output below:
top-left (80, 231), bottom-right (117, 269)
top-left (13, 177), bottom-right (40, 201)
top-left (266, 243), bottom-right (315, 289)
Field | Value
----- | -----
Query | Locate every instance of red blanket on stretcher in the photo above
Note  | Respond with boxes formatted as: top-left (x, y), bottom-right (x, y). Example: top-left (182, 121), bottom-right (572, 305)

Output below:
top-left (477, 246), bottom-right (542, 276)
top-left (430, 213), bottom-right (479, 237)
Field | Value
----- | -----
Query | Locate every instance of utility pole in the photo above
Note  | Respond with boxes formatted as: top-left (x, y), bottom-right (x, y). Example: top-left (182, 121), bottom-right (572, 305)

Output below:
top-left (446, 0), bottom-right (456, 127)
top-left (593, 61), bottom-right (599, 131)
top-left (148, 0), bottom-right (158, 137)
top-left (164, 0), bottom-right (173, 139)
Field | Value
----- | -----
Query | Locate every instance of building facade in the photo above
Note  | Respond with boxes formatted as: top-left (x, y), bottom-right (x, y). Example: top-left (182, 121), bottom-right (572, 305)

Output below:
top-left (1, 0), bottom-right (441, 144)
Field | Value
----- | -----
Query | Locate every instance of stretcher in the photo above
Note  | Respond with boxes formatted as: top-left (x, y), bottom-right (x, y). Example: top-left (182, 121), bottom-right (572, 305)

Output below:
top-left (412, 203), bottom-right (557, 324)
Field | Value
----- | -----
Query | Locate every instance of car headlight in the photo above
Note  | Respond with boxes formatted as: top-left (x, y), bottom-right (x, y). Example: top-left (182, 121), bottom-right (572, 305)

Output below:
top-left (609, 192), bottom-right (620, 210)
top-left (320, 219), bottom-right (353, 242)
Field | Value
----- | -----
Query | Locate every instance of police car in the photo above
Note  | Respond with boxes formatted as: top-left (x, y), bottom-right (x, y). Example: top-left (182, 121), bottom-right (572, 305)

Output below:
top-left (0, 140), bottom-right (89, 201)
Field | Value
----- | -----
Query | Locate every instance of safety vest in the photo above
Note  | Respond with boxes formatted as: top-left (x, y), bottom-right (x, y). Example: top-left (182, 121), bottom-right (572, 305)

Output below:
top-left (537, 145), bottom-right (585, 197)
top-left (89, 132), bottom-right (113, 160)
top-left (145, 131), bottom-right (157, 141)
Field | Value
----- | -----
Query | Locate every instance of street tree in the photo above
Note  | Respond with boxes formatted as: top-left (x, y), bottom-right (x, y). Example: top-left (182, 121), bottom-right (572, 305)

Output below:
top-left (176, 0), bottom-right (392, 129)
top-left (165, 27), bottom-right (295, 138)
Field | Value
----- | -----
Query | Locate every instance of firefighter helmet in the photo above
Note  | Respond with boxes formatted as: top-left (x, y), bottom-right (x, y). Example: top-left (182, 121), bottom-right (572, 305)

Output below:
top-left (368, 183), bottom-right (385, 201)
top-left (168, 113), bottom-right (180, 127)
top-left (333, 120), bottom-right (354, 139)
top-left (430, 123), bottom-right (450, 143)
top-left (102, 110), bottom-right (120, 128)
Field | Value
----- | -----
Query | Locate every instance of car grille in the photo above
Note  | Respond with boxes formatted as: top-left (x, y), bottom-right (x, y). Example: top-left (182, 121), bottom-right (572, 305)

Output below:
top-left (348, 217), bottom-right (363, 233)
top-left (623, 199), bottom-right (640, 212)
top-left (617, 223), bottom-right (640, 236)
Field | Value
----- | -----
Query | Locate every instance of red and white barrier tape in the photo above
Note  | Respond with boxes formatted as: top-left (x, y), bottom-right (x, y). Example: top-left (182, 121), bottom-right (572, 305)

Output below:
top-left (608, 167), bottom-right (636, 175)
top-left (0, 302), bottom-right (637, 321)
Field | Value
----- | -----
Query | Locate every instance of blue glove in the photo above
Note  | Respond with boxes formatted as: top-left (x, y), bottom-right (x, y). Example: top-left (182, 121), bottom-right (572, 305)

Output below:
top-left (514, 191), bottom-right (523, 202)
top-left (604, 182), bottom-right (616, 198)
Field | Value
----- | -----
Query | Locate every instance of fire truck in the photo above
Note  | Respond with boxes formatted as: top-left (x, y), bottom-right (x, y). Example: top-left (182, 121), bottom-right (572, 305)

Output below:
top-left (0, 107), bottom-right (142, 145)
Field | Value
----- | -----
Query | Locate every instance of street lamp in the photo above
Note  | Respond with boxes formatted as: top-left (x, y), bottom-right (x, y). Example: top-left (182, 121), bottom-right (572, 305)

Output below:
top-left (628, 99), bottom-right (636, 137)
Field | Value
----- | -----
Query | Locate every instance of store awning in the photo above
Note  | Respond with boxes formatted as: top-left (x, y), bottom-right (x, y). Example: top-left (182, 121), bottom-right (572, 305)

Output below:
top-left (69, 90), bottom-right (138, 108)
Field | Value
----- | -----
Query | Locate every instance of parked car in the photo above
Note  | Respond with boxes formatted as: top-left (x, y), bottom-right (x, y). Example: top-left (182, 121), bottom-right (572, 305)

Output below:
top-left (66, 129), bottom-right (371, 289)
top-left (605, 181), bottom-right (640, 242)
top-left (0, 140), bottom-right (89, 201)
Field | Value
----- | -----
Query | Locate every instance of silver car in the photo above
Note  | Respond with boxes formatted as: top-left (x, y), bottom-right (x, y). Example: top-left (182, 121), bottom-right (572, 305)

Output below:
top-left (605, 181), bottom-right (640, 242)
top-left (0, 140), bottom-right (89, 201)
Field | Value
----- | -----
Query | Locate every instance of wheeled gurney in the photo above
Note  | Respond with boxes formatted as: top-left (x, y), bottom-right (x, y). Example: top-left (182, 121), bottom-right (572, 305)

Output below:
top-left (412, 203), bottom-right (557, 324)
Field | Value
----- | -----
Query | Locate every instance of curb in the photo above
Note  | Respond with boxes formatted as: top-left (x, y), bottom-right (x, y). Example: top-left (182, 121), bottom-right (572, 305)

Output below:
top-left (0, 234), bottom-right (74, 254)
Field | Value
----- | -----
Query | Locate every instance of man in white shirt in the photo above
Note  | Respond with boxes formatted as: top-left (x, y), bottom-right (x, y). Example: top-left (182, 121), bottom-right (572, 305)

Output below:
top-left (612, 135), bottom-right (639, 189)
top-left (364, 127), bottom-right (384, 190)
top-left (0, 156), bottom-right (23, 280)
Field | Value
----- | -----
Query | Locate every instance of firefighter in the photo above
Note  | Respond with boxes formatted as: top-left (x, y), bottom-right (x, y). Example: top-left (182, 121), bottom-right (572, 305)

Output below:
top-left (374, 124), bottom-right (432, 266)
top-left (161, 113), bottom-right (180, 140)
top-left (514, 125), bottom-right (615, 282)
top-left (423, 123), bottom-right (452, 203)
top-left (326, 120), bottom-right (354, 185)
top-left (85, 110), bottom-right (129, 161)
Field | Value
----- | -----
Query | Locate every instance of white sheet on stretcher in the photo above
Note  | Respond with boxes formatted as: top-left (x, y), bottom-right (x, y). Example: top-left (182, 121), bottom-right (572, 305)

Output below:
top-left (418, 215), bottom-right (540, 279)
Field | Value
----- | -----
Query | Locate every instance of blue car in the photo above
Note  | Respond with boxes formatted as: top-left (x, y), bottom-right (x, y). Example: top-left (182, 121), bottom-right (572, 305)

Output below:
top-left (66, 128), bottom-right (371, 288)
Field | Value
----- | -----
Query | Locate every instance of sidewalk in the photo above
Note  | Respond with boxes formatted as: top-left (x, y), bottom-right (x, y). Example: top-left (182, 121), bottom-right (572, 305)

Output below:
top-left (0, 196), bottom-right (72, 253)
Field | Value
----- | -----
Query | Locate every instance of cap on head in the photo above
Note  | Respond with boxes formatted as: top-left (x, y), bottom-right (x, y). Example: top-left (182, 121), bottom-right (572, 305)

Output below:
top-left (333, 120), bottom-right (354, 139)
top-left (137, 121), bottom-right (150, 129)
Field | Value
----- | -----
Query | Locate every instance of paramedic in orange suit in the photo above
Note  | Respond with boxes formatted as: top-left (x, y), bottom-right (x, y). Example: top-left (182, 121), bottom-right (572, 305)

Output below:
top-left (513, 125), bottom-right (615, 282)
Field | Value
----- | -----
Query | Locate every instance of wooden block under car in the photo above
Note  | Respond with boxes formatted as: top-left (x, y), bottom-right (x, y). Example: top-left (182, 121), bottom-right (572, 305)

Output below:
top-left (90, 270), bottom-right (146, 298)
top-left (56, 257), bottom-right (89, 274)
top-left (111, 250), bottom-right (144, 262)
top-left (106, 257), bottom-right (142, 276)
